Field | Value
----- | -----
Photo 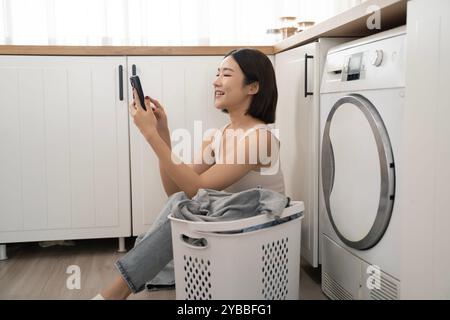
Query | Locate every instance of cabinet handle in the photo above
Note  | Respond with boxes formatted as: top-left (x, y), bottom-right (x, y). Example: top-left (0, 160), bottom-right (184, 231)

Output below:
top-left (304, 53), bottom-right (314, 98)
top-left (119, 65), bottom-right (124, 101)
top-left (132, 64), bottom-right (136, 76)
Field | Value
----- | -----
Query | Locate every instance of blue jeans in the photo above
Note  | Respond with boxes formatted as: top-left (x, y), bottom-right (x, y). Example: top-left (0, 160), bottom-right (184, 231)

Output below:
top-left (115, 208), bottom-right (173, 293)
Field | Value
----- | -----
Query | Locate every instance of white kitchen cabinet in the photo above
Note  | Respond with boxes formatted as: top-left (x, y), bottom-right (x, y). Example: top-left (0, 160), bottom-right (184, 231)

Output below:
top-left (0, 56), bottom-right (131, 250)
top-left (127, 56), bottom-right (228, 235)
top-left (275, 39), bottom-right (351, 267)
top-left (400, 0), bottom-right (450, 299)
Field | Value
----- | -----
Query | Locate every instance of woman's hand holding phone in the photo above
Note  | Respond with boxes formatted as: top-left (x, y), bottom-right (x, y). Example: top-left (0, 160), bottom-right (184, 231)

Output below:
top-left (129, 88), bottom-right (158, 139)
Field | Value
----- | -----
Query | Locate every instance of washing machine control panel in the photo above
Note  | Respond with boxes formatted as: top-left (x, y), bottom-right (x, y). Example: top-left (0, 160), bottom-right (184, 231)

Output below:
top-left (342, 52), bottom-right (365, 81)
top-left (321, 31), bottom-right (406, 93)
top-left (341, 48), bottom-right (388, 82)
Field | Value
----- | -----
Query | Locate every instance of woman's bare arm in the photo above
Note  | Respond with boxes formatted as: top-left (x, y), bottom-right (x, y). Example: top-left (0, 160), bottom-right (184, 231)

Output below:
top-left (158, 134), bottom-right (214, 196)
top-left (134, 94), bottom-right (218, 197)
top-left (157, 129), bottom-right (178, 196)
top-left (145, 129), bottom-right (269, 198)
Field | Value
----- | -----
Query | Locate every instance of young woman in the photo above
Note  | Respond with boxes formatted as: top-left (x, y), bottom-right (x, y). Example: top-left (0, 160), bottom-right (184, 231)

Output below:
top-left (94, 48), bottom-right (284, 300)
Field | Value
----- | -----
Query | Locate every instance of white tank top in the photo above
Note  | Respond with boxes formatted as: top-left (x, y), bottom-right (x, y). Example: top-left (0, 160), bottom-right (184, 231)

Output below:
top-left (211, 123), bottom-right (285, 195)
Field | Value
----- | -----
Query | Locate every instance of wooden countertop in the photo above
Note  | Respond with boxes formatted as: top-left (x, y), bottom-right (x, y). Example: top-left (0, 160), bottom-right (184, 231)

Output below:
top-left (0, 45), bottom-right (274, 56)
top-left (274, 0), bottom-right (406, 53)
top-left (0, 0), bottom-right (406, 56)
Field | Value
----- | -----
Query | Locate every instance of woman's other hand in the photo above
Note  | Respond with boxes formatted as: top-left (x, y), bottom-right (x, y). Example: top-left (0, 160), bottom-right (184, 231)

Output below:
top-left (144, 96), bottom-right (169, 136)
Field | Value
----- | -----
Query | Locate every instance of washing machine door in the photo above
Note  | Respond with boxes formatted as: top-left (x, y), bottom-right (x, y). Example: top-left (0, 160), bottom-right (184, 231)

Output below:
top-left (321, 93), bottom-right (395, 250)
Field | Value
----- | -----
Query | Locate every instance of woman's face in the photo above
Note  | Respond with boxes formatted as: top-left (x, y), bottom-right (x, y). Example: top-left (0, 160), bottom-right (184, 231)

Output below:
top-left (212, 56), bottom-right (257, 111)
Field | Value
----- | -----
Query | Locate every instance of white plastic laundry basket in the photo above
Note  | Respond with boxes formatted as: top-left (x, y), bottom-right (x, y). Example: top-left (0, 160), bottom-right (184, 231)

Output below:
top-left (169, 201), bottom-right (304, 300)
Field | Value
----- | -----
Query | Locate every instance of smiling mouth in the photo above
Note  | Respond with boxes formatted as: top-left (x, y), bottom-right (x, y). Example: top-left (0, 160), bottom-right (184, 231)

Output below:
top-left (215, 90), bottom-right (225, 97)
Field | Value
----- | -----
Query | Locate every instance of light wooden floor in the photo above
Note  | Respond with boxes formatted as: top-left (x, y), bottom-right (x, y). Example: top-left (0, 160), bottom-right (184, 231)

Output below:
top-left (0, 238), bottom-right (326, 300)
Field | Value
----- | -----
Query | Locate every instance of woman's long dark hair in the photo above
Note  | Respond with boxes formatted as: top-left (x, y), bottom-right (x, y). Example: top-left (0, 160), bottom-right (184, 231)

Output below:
top-left (224, 48), bottom-right (278, 123)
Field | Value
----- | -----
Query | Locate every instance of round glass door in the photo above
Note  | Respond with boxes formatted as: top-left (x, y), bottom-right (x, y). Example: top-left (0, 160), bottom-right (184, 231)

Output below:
top-left (321, 94), bottom-right (395, 250)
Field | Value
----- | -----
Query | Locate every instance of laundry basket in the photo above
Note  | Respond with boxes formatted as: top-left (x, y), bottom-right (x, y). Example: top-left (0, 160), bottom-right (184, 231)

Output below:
top-left (169, 201), bottom-right (304, 300)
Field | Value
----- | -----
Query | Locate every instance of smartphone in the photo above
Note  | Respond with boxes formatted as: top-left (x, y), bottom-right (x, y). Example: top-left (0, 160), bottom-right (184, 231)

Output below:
top-left (130, 75), bottom-right (147, 111)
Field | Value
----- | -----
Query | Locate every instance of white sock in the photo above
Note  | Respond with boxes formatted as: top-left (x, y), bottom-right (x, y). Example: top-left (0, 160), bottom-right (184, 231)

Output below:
top-left (91, 294), bottom-right (105, 300)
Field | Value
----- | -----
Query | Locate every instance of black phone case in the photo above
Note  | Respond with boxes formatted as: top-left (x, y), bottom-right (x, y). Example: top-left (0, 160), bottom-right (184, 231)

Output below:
top-left (130, 75), bottom-right (147, 111)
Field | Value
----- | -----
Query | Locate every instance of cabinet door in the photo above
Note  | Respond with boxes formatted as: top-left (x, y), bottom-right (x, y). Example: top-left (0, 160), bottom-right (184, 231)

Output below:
top-left (0, 56), bottom-right (131, 243)
top-left (401, 0), bottom-right (450, 299)
top-left (275, 43), bottom-right (319, 267)
top-left (128, 56), bottom-right (226, 235)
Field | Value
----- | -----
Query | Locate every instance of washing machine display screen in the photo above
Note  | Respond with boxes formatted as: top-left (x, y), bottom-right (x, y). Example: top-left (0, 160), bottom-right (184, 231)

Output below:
top-left (347, 53), bottom-right (363, 81)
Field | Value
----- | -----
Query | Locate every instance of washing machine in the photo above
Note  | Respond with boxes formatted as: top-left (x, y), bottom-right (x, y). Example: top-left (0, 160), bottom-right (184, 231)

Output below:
top-left (319, 26), bottom-right (406, 300)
